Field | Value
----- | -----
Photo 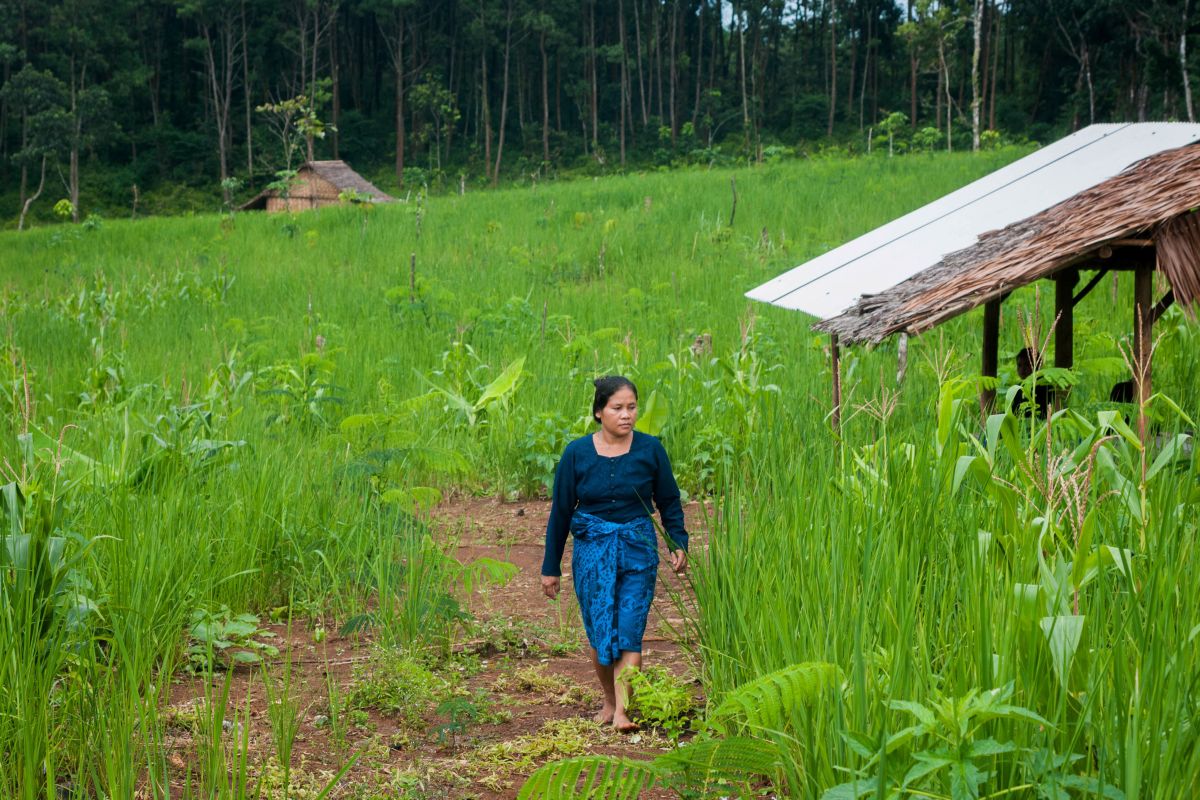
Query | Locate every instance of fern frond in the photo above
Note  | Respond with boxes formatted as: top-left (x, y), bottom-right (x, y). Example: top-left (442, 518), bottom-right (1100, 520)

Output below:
top-left (708, 661), bottom-right (842, 735)
top-left (518, 755), bottom-right (664, 800)
top-left (653, 735), bottom-right (784, 786)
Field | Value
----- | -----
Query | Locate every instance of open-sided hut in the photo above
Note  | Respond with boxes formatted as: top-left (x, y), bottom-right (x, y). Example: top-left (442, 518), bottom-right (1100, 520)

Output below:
top-left (747, 123), bottom-right (1200, 437)
top-left (240, 160), bottom-right (394, 212)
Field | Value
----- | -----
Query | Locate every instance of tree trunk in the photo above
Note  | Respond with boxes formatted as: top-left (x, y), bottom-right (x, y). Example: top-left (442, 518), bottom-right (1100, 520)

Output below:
top-left (389, 11), bottom-right (406, 184)
top-left (669, 0), bottom-right (678, 142)
top-left (18, 154), bottom-right (46, 232)
top-left (971, 0), bottom-right (983, 150)
top-left (492, 3), bottom-right (513, 185)
top-left (619, 0), bottom-right (628, 165)
top-left (541, 31), bottom-right (551, 163)
top-left (692, 0), bottom-right (705, 128)
top-left (827, 0), bottom-right (837, 136)
top-left (242, 0), bottom-right (253, 186)
top-left (589, 0), bottom-right (598, 147)
top-left (846, 26), bottom-right (856, 124)
top-left (1182, 0), bottom-right (1195, 122)
top-left (988, 0), bottom-right (1000, 131)
top-left (740, 9), bottom-right (751, 147)
top-left (481, 22), bottom-right (493, 179)
top-left (330, 12), bottom-right (340, 157)
top-left (634, 0), bottom-right (648, 125)
top-left (940, 38), bottom-right (952, 151)
top-left (905, 47), bottom-right (916, 127)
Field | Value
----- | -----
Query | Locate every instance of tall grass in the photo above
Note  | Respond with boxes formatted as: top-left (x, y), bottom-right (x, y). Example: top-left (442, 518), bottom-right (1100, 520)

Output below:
top-left (3, 147), bottom-right (1197, 796)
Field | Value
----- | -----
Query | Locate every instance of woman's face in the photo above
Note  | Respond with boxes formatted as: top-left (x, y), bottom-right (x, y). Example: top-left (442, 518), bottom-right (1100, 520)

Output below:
top-left (596, 387), bottom-right (638, 437)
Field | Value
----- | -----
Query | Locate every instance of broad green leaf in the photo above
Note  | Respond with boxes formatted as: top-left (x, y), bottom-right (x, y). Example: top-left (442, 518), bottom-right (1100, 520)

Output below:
top-left (902, 751), bottom-right (954, 788)
top-left (231, 651), bottom-right (262, 664)
top-left (1040, 615), bottom-right (1085, 687)
top-left (889, 700), bottom-right (937, 728)
top-left (953, 455), bottom-right (989, 494)
top-left (968, 738), bottom-right (1016, 757)
top-left (636, 389), bottom-right (669, 436)
top-left (475, 356), bottom-right (526, 410)
top-left (1096, 410), bottom-right (1141, 449)
top-left (1146, 434), bottom-right (1191, 482)
top-left (820, 776), bottom-right (881, 800)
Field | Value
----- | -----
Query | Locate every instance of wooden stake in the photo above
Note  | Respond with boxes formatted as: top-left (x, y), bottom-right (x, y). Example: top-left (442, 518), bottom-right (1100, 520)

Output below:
top-left (1134, 262), bottom-right (1153, 443)
top-left (831, 334), bottom-right (842, 433)
top-left (980, 299), bottom-right (1000, 415)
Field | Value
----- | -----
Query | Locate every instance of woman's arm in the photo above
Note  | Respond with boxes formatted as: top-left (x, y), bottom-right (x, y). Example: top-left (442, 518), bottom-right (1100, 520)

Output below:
top-left (541, 444), bottom-right (577, 577)
top-left (652, 440), bottom-right (688, 555)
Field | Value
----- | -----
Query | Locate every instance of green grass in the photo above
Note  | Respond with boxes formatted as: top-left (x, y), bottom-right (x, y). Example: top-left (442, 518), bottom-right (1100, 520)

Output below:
top-left (2, 146), bottom-right (1199, 797)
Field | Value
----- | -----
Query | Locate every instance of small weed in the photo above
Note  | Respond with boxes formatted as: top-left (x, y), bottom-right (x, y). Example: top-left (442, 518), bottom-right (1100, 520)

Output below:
top-left (472, 717), bottom-right (610, 778)
top-left (556, 683), bottom-right (601, 708)
top-left (186, 606), bottom-right (279, 673)
top-left (348, 647), bottom-right (458, 732)
top-left (626, 665), bottom-right (696, 742)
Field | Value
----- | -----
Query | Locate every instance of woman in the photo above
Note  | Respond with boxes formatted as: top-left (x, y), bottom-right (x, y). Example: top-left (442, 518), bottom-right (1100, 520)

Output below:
top-left (540, 375), bottom-right (688, 732)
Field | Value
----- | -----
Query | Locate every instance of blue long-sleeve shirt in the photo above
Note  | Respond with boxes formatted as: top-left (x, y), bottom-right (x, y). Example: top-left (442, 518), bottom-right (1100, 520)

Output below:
top-left (541, 431), bottom-right (688, 577)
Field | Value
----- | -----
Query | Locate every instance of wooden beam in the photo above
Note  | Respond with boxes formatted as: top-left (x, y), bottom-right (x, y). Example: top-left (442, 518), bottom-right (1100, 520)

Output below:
top-left (980, 299), bottom-right (1001, 416)
top-left (1151, 290), bottom-right (1176, 324)
top-left (1054, 269), bottom-right (1077, 409)
top-left (1072, 268), bottom-right (1109, 307)
top-left (831, 334), bottom-right (842, 433)
top-left (1134, 263), bottom-right (1154, 443)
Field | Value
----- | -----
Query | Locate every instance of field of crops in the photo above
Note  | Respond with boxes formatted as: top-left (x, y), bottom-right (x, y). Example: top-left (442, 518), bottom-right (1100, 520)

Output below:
top-left (2, 149), bottom-right (1198, 799)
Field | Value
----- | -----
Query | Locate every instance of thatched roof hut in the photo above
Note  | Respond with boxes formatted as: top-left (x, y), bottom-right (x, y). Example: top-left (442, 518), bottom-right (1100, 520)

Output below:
top-left (816, 142), bottom-right (1200, 344)
top-left (747, 123), bottom-right (1200, 434)
top-left (241, 160), bottom-right (394, 212)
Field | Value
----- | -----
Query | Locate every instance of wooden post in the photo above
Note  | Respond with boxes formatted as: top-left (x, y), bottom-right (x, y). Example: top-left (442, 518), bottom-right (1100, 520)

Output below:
top-left (1054, 268), bottom-right (1077, 409)
top-left (1134, 262), bottom-right (1154, 443)
top-left (831, 334), bottom-right (842, 433)
top-left (980, 299), bottom-right (1000, 415)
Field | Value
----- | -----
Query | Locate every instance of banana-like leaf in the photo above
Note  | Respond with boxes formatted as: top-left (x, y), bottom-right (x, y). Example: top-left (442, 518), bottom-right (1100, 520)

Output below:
top-left (475, 356), bottom-right (526, 410)
top-left (518, 755), bottom-right (664, 799)
top-left (708, 661), bottom-right (842, 735)
top-left (636, 389), bottom-right (669, 436)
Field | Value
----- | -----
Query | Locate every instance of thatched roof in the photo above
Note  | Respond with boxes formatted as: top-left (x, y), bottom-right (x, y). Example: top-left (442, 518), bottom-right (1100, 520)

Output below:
top-left (816, 142), bottom-right (1200, 344)
top-left (304, 160), bottom-right (394, 201)
top-left (239, 160), bottom-right (394, 209)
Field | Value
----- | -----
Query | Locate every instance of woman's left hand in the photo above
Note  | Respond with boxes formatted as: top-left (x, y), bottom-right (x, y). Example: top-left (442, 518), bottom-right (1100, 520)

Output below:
top-left (668, 549), bottom-right (687, 574)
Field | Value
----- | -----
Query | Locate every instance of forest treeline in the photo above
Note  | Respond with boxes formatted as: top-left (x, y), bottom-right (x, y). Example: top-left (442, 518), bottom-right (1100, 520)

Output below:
top-left (1, 0), bottom-right (1197, 223)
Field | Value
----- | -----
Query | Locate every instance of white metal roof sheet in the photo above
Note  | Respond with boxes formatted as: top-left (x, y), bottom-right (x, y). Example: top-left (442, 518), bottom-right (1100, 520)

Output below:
top-left (747, 123), bottom-right (1200, 320)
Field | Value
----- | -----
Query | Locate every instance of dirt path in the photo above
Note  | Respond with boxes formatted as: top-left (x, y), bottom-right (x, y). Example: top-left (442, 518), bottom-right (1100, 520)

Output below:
top-left (161, 497), bottom-right (705, 799)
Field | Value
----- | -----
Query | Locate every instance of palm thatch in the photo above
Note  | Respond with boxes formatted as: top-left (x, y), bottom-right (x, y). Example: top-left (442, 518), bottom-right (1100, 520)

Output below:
top-left (240, 160), bottom-right (393, 211)
top-left (816, 143), bottom-right (1200, 344)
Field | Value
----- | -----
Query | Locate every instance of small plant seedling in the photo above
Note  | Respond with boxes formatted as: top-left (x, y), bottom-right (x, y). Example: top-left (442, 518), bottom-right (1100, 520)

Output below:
top-left (186, 606), bottom-right (279, 672)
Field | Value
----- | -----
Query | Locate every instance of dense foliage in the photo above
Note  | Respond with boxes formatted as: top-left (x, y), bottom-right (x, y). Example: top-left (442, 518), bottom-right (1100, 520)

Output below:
top-left (2, 0), bottom-right (1199, 225)
top-left (2, 150), bottom-right (1199, 796)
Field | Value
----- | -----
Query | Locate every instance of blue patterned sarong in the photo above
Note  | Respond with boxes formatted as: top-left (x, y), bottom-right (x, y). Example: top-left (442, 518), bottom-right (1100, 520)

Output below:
top-left (570, 511), bottom-right (659, 666)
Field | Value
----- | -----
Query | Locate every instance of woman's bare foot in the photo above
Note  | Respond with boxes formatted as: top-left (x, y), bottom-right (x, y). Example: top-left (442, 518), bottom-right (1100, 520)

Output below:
top-left (612, 711), bottom-right (639, 733)
top-left (594, 703), bottom-right (616, 725)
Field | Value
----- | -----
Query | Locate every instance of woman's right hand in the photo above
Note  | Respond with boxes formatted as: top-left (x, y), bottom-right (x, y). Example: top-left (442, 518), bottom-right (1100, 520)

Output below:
top-left (541, 575), bottom-right (560, 599)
